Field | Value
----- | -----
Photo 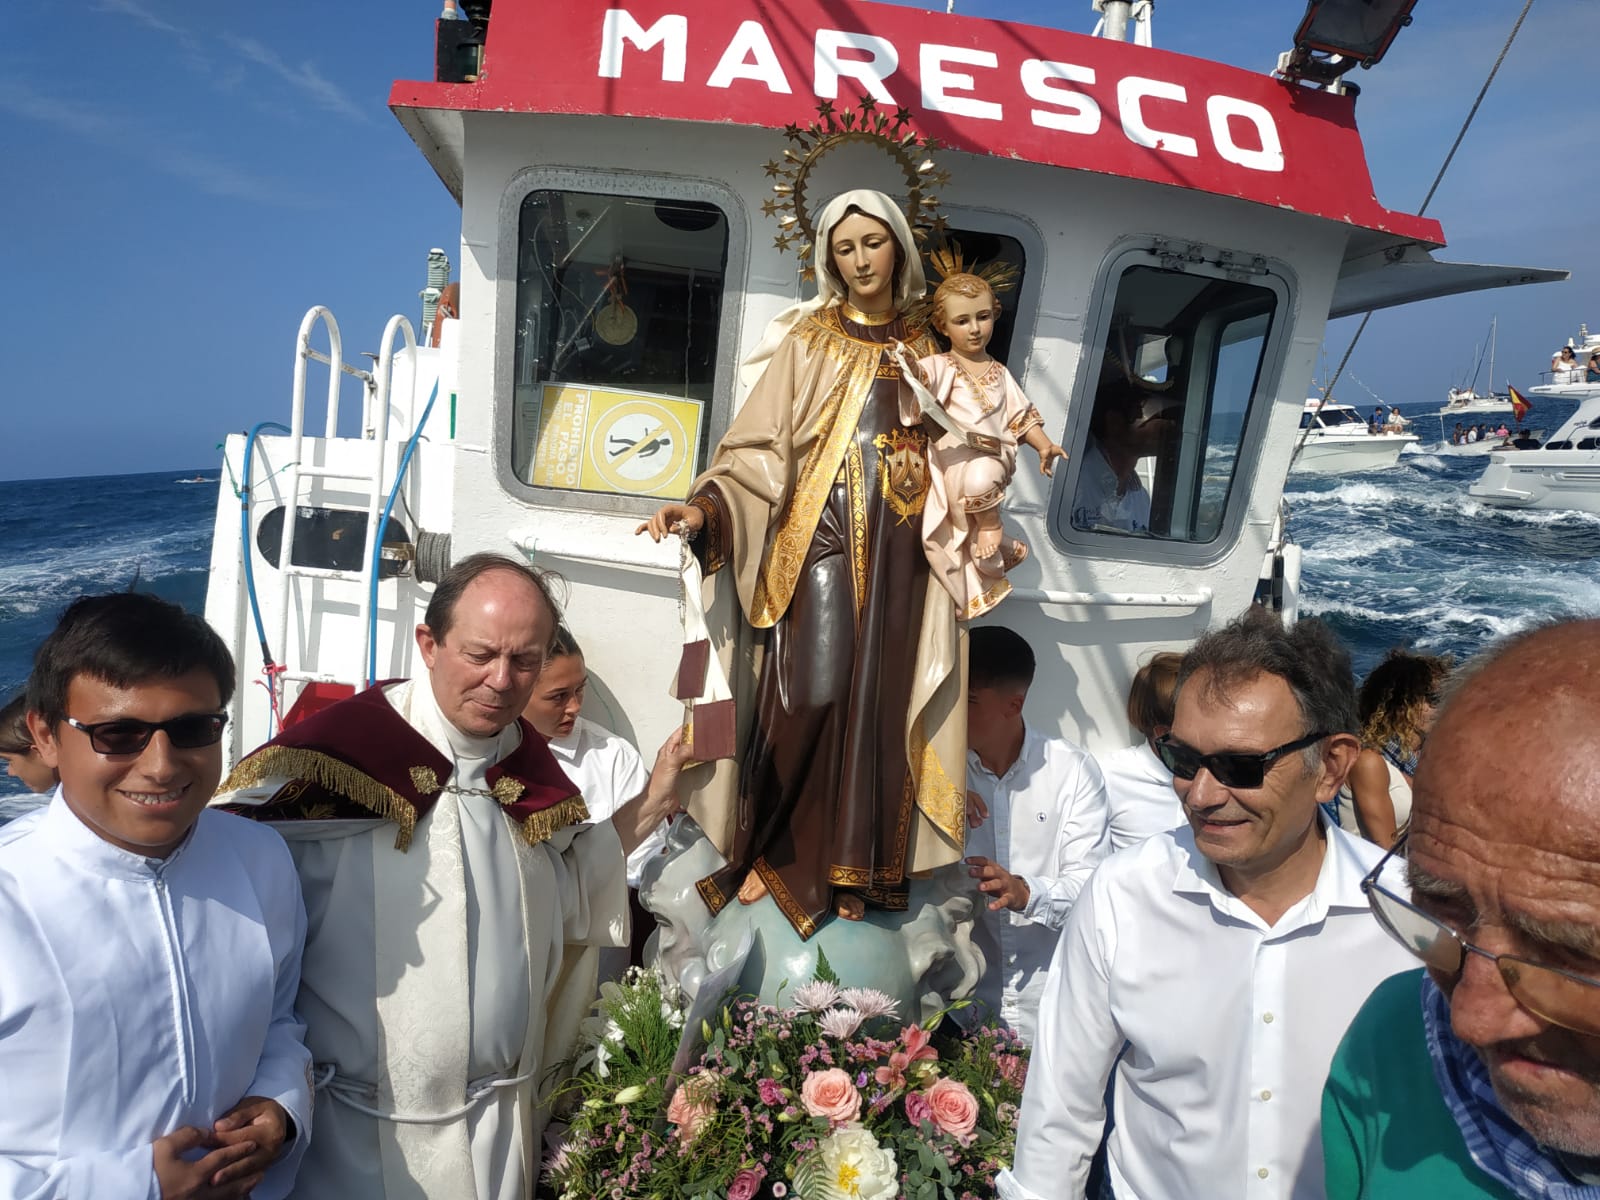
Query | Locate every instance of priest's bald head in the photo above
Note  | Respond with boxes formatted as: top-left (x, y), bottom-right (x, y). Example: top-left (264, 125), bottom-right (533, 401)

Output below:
top-left (415, 553), bottom-right (564, 739)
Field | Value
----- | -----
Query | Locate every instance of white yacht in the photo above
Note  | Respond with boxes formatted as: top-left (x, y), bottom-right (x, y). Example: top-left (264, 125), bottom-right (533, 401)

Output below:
top-left (1532, 323), bottom-right (1600, 404)
top-left (1291, 399), bottom-right (1419, 475)
top-left (1468, 395), bottom-right (1600, 515)
top-left (1433, 317), bottom-right (1513, 415)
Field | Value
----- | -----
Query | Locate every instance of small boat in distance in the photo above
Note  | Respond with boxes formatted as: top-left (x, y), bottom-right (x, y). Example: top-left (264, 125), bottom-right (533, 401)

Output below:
top-left (1531, 322), bottom-right (1600, 404)
top-left (1291, 398), bottom-right (1419, 475)
top-left (174, 476), bottom-right (214, 484)
top-left (1433, 317), bottom-right (1513, 415)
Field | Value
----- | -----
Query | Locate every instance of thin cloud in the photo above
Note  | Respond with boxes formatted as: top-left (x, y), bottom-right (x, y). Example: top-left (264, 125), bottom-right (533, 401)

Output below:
top-left (221, 34), bottom-right (369, 124)
top-left (0, 81), bottom-right (317, 209)
top-left (93, 0), bottom-right (182, 36)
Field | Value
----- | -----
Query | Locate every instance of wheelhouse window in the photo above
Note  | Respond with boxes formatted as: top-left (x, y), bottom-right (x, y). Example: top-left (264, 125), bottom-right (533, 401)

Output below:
top-left (510, 190), bottom-right (729, 501)
top-left (1058, 260), bottom-right (1280, 544)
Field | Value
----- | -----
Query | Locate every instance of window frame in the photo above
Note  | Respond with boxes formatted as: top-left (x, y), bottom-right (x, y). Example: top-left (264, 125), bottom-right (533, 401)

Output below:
top-left (1047, 238), bottom-right (1297, 564)
top-left (492, 167), bottom-right (749, 516)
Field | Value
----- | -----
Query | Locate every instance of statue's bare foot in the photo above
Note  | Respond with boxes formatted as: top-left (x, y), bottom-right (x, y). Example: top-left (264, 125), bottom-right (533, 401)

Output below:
top-left (737, 870), bottom-right (769, 905)
top-left (971, 517), bottom-right (1004, 561)
top-left (836, 893), bottom-right (866, 921)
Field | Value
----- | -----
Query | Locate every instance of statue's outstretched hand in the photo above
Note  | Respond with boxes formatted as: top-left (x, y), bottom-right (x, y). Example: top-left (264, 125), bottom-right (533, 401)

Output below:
top-left (636, 503), bottom-right (705, 542)
top-left (1037, 443), bottom-right (1068, 476)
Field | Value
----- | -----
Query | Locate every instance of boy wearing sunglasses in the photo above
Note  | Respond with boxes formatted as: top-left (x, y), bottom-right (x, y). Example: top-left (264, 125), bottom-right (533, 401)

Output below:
top-left (1324, 620), bottom-right (1600, 1197)
top-left (1000, 607), bottom-right (1413, 1200)
top-left (0, 593), bottom-right (311, 1199)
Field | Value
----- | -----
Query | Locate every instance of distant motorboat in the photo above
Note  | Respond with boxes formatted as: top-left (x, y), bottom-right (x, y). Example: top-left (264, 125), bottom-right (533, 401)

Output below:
top-left (174, 476), bottom-right (214, 484)
top-left (1469, 394), bottom-right (1600, 514)
top-left (1291, 399), bottom-right (1419, 475)
top-left (1531, 322), bottom-right (1600, 404)
top-left (1434, 387), bottom-right (1514, 416)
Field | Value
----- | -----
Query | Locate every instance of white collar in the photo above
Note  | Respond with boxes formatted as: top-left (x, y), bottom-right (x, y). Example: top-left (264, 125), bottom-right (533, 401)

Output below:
top-left (1169, 814), bottom-right (1372, 930)
top-left (38, 786), bottom-right (197, 881)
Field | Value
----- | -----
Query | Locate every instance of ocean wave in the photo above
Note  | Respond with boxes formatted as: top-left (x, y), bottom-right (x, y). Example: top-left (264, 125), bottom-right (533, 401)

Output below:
top-left (1298, 532), bottom-right (1413, 564)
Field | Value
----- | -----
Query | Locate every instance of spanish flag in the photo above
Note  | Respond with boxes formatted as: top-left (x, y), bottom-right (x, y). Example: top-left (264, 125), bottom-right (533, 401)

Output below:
top-left (1510, 385), bottom-right (1532, 422)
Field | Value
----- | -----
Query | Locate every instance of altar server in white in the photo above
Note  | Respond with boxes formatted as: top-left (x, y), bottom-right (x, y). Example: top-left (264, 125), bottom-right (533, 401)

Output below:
top-left (963, 625), bottom-right (1110, 1045)
top-left (1, 592), bottom-right (311, 1200)
top-left (217, 552), bottom-right (688, 1200)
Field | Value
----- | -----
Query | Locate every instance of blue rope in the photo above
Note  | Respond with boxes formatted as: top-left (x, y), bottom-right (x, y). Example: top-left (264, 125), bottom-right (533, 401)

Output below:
top-left (367, 383), bottom-right (439, 686)
top-left (240, 422), bottom-right (291, 734)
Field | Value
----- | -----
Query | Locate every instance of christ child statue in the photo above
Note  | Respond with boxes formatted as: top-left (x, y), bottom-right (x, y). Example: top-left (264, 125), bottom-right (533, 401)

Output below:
top-left (904, 272), bottom-right (1065, 620)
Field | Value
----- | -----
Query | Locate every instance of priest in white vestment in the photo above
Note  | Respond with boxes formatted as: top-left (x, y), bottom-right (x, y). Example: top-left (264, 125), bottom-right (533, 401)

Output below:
top-left (216, 554), bottom-right (687, 1200)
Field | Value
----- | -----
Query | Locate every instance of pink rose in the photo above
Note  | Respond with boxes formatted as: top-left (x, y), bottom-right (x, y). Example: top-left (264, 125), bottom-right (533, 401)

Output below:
top-left (727, 1166), bottom-right (766, 1200)
top-left (800, 1067), bottom-right (862, 1126)
top-left (758, 1077), bottom-right (785, 1106)
top-left (667, 1078), bottom-right (714, 1143)
top-left (926, 1077), bottom-right (979, 1145)
top-left (904, 1089), bottom-right (933, 1129)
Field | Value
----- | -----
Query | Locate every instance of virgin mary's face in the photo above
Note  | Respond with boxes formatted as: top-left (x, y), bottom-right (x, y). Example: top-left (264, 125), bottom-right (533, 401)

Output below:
top-left (829, 212), bottom-right (898, 313)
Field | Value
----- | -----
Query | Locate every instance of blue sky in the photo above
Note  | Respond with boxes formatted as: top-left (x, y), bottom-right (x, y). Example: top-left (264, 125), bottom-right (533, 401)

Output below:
top-left (3, 0), bottom-right (1594, 481)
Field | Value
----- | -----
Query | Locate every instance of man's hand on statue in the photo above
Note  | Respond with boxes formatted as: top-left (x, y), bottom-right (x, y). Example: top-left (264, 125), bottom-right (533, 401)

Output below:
top-left (208, 1097), bottom-right (289, 1188)
top-left (965, 789), bottom-right (989, 830)
top-left (636, 503), bottom-right (705, 543)
top-left (152, 1126), bottom-right (261, 1200)
top-left (965, 856), bottom-right (1031, 913)
top-left (1037, 443), bottom-right (1067, 476)
top-left (613, 727), bottom-right (694, 854)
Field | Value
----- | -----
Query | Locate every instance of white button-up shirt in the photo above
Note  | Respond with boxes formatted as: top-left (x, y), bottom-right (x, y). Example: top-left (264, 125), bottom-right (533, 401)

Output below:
top-left (1093, 740), bottom-right (1183, 852)
top-left (997, 819), bottom-right (1413, 1200)
top-left (965, 723), bottom-right (1110, 1045)
top-left (547, 715), bottom-right (659, 888)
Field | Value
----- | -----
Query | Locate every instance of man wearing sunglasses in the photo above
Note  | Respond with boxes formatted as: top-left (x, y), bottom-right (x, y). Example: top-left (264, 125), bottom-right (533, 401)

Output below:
top-left (0, 593), bottom-right (312, 1198)
top-left (1000, 607), bottom-right (1414, 1200)
top-left (1324, 620), bottom-right (1600, 1197)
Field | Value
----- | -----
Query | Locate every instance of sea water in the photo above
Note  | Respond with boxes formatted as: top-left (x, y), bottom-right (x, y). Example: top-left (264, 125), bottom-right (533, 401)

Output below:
top-left (4, 430), bottom-right (1598, 803)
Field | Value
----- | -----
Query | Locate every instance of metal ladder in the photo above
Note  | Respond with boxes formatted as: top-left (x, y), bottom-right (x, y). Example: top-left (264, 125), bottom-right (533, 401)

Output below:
top-left (266, 307), bottom-right (418, 706)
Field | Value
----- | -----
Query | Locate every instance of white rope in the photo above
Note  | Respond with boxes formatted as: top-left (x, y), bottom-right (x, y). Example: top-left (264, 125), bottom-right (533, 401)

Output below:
top-left (311, 1063), bottom-right (538, 1125)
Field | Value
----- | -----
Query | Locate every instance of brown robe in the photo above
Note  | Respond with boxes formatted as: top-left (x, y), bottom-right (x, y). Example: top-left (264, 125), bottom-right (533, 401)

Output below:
top-left (684, 303), bottom-right (966, 938)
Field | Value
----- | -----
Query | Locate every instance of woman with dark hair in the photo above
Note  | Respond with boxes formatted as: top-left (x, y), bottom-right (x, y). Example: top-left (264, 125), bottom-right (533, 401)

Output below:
top-left (1343, 649), bottom-right (1452, 848)
top-left (1093, 651), bottom-right (1184, 850)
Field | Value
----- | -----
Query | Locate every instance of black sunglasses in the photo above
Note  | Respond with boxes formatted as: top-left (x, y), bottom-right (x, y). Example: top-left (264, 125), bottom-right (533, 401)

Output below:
top-left (1153, 730), bottom-right (1330, 789)
top-left (64, 713), bottom-right (228, 756)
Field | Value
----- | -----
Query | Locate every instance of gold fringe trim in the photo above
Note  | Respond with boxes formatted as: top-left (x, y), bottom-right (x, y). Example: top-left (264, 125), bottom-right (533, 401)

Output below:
top-left (519, 794), bottom-right (589, 847)
top-left (221, 747), bottom-right (419, 851)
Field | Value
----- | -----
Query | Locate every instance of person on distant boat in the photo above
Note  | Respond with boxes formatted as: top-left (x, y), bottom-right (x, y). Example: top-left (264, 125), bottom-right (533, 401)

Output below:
top-left (1467, 425), bottom-right (1481, 443)
top-left (215, 553), bottom-right (690, 1200)
top-left (0, 692), bottom-right (57, 795)
top-left (1093, 650), bottom-right (1185, 851)
top-left (1588, 348), bottom-right (1600, 383)
top-left (1553, 345), bottom-right (1581, 384)
top-left (1323, 621), bottom-right (1600, 1198)
top-left (0, 594), bottom-right (312, 1199)
top-left (962, 625), bottom-right (1110, 1045)
top-left (1495, 423), bottom-right (1510, 439)
top-left (1511, 428), bottom-right (1541, 450)
top-left (999, 608), bottom-right (1414, 1200)
top-left (1340, 649), bottom-right (1451, 849)
top-left (1371, 404), bottom-right (1386, 433)
top-left (1384, 405), bottom-right (1406, 433)
top-left (1069, 374), bottom-right (1176, 534)
top-left (637, 189), bottom-right (967, 939)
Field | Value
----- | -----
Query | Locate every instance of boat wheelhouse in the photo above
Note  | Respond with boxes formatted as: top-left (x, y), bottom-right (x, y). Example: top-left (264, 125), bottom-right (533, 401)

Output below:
top-left (203, 0), bottom-right (1564, 764)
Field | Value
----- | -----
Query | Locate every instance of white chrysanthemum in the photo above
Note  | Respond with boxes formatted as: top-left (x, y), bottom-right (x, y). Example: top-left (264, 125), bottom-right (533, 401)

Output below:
top-left (795, 1124), bottom-right (899, 1200)
top-left (818, 1007), bottom-right (864, 1040)
top-left (790, 980), bottom-right (843, 1013)
top-left (838, 988), bottom-right (899, 1020)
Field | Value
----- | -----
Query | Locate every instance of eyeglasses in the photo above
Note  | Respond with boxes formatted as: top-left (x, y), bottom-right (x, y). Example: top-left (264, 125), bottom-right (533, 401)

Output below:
top-left (1153, 730), bottom-right (1330, 789)
top-left (1362, 838), bottom-right (1600, 1036)
top-left (63, 713), bottom-right (228, 756)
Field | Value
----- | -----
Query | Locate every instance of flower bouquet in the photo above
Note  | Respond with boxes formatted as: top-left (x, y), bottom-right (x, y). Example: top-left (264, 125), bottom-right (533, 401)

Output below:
top-left (544, 961), bottom-right (1028, 1200)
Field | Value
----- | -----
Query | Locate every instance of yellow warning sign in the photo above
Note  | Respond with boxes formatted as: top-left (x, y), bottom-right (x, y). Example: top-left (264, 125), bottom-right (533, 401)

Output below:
top-left (529, 383), bottom-right (703, 499)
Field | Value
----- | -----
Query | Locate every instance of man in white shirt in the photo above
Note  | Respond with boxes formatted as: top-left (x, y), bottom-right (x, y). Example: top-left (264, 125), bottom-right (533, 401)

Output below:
top-left (217, 553), bottom-right (688, 1200)
top-left (964, 625), bottom-right (1110, 1045)
top-left (999, 607), bottom-right (1415, 1200)
top-left (1, 592), bottom-right (311, 1200)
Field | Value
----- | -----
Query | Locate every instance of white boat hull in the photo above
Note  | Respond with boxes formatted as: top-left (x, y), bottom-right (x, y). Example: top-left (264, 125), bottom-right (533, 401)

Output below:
top-left (1291, 433), bottom-right (1419, 474)
top-left (1468, 450), bottom-right (1600, 515)
top-left (1530, 381), bottom-right (1600, 404)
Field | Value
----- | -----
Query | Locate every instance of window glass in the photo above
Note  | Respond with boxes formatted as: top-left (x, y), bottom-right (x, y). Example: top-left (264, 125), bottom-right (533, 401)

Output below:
top-left (510, 190), bottom-right (729, 500)
top-left (1064, 265), bottom-right (1277, 543)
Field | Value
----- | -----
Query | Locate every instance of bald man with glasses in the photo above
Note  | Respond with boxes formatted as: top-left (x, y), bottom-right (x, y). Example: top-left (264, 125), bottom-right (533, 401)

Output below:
top-left (999, 607), bottom-right (1415, 1200)
top-left (1324, 620), bottom-right (1600, 1198)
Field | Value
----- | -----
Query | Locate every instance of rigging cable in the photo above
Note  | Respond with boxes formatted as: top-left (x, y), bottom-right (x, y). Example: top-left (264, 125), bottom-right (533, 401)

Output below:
top-left (1288, 0), bottom-right (1537, 470)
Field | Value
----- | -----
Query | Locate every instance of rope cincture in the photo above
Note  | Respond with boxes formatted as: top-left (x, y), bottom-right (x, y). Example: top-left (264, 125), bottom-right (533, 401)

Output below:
top-left (1289, 0), bottom-right (1537, 471)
